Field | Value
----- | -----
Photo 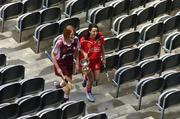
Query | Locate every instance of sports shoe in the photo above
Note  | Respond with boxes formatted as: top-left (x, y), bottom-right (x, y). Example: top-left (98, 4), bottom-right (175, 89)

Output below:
top-left (86, 92), bottom-right (95, 102)
top-left (82, 79), bottom-right (87, 87)
top-left (54, 81), bottom-right (62, 89)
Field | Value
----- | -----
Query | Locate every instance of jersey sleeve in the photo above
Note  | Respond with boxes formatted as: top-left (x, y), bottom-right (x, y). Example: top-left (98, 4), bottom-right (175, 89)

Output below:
top-left (99, 32), bottom-right (105, 46)
top-left (52, 37), bottom-right (63, 60)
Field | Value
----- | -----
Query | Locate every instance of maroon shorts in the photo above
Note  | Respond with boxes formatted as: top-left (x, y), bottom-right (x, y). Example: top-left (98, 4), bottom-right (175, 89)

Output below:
top-left (54, 60), bottom-right (73, 77)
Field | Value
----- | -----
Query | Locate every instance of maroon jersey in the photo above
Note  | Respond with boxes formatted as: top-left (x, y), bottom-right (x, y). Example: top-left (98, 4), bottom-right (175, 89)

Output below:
top-left (52, 35), bottom-right (80, 76)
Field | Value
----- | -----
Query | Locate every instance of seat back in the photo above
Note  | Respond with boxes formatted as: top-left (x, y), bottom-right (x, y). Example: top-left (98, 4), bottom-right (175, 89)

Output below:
top-left (162, 72), bottom-right (180, 91)
top-left (117, 48), bottom-right (140, 67)
top-left (40, 7), bottom-right (61, 24)
top-left (161, 53), bottom-right (180, 72)
top-left (0, 54), bottom-right (6, 68)
top-left (23, 0), bottom-right (43, 13)
top-left (130, 0), bottom-right (146, 9)
top-left (136, 6), bottom-right (154, 25)
top-left (171, 0), bottom-right (180, 11)
top-left (118, 14), bottom-right (137, 34)
top-left (18, 12), bottom-right (40, 30)
top-left (142, 22), bottom-right (164, 43)
top-left (111, 0), bottom-right (129, 16)
top-left (118, 31), bottom-right (140, 50)
top-left (1, 65), bottom-right (25, 84)
top-left (94, 6), bottom-right (113, 24)
top-left (1, 2), bottom-right (23, 20)
top-left (61, 100), bottom-right (86, 119)
top-left (38, 108), bottom-right (62, 119)
top-left (164, 90), bottom-right (180, 109)
top-left (153, 0), bottom-right (172, 18)
top-left (41, 89), bottom-right (64, 108)
top-left (58, 17), bottom-right (80, 34)
top-left (104, 37), bottom-right (120, 54)
top-left (0, 103), bottom-right (19, 119)
top-left (44, 0), bottom-right (61, 8)
top-left (141, 77), bottom-right (163, 97)
top-left (139, 42), bottom-right (161, 61)
top-left (0, 82), bottom-right (21, 103)
top-left (140, 59), bottom-right (162, 78)
top-left (18, 95), bottom-right (41, 116)
top-left (163, 15), bottom-right (179, 33)
top-left (117, 65), bottom-right (141, 85)
top-left (21, 77), bottom-right (45, 96)
top-left (69, 0), bottom-right (87, 17)
top-left (105, 54), bottom-right (118, 70)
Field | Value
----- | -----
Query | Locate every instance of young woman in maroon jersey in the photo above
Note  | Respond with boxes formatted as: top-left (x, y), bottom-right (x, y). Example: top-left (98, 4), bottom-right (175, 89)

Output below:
top-left (51, 25), bottom-right (87, 103)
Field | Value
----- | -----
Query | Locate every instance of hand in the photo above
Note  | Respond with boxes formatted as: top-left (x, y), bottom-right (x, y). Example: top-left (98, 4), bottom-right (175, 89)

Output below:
top-left (75, 63), bottom-right (79, 73)
top-left (83, 52), bottom-right (88, 59)
top-left (102, 57), bottom-right (106, 65)
top-left (57, 68), bottom-right (63, 76)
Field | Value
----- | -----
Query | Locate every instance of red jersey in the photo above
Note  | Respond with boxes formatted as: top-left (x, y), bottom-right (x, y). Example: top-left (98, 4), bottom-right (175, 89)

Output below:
top-left (80, 32), bottom-right (105, 61)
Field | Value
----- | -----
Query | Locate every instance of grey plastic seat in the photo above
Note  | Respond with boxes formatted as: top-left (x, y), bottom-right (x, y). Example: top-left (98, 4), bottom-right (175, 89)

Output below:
top-left (117, 31), bottom-right (140, 50)
top-left (104, 37), bottom-right (120, 54)
top-left (39, 7), bottom-right (61, 24)
top-left (64, 0), bottom-right (87, 18)
top-left (43, 0), bottom-right (62, 8)
top-left (22, 0), bottom-right (43, 13)
top-left (0, 103), bottom-right (19, 119)
top-left (133, 6), bottom-right (154, 25)
top-left (0, 64), bottom-right (25, 84)
top-left (0, 2), bottom-right (23, 32)
top-left (140, 22), bottom-right (164, 43)
top-left (117, 48), bottom-right (140, 67)
top-left (16, 95), bottom-right (41, 116)
top-left (153, 0), bottom-right (172, 19)
top-left (76, 27), bottom-right (88, 39)
top-left (40, 88), bottom-right (64, 108)
top-left (161, 53), bottom-right (180, 72)
top-left (161, 71), bottom-right (180, 92)
top-left (134, 77), bottom-right (163, 110)
top-left (58, 17), bottom-right (80, 34)
top-left (138, 42), bottom-right (161, 61)
top-left (112, 65), bottom-right (141, 97)
top-left (88, 6), bottom-right (113, 26)
top-left (109, 0), bottom-right (129, 17)
top-left (112, 14), bottom-right (137, 35)
top-left (157, 89), bottom-right (180, 119)
top-left (0, 82), bottom-right (21, 103)
top-left (163, 32), bottom-right (180, 53)
top-left (37, 108), bottom-right (62, 119)
top-left (16, 11), bottom-right (40, 42)
top-left (34, 22), bottom-right (59, 53)
top-left (59, 100), bottom-right (86, 119)
top-left (20, 77), bottom-right (45, 96)
top-left (81, 112), bottom-right (107, 119)
top-left (138, 59), bottom-right (162, 78)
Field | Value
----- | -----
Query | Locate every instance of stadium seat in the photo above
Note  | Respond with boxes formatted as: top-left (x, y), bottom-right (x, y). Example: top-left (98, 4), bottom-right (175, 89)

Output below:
top-left (37, 108), bottom-right (62, 119)
top-left (104, 37), bottom-right (120, 54)
top-left (22, 0), bottom-right (43, 13)
top-left (134, 77), bottom-right (163, 110)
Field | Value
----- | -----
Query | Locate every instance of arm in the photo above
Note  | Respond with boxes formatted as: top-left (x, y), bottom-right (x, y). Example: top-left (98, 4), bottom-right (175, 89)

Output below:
top-left (51, 51), bottom-right (62, 75)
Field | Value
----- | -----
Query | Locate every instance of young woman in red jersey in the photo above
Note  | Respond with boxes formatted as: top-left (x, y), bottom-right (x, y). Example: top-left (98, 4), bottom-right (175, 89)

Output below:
top-left (80, 24), bottom-right (105, 102)
top-left (51, 25), bottom-right (87, 103)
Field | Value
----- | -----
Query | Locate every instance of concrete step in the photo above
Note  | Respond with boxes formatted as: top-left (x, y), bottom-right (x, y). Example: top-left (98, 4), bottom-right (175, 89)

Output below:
top-left (24, 58), bottom-right (53, 78)
top-left (0, 37), bottom-right (31, 54)
top-left (106, 104), bottom-right (136, 119)
top-left (117, 92), bottom-right (160, 111)
top-left (6, 48), bottom-right (48, 65)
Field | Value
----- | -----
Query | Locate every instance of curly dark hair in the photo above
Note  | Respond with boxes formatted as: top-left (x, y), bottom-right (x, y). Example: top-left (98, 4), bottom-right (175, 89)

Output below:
top-left (84, 24), bottom-right (101, 40)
